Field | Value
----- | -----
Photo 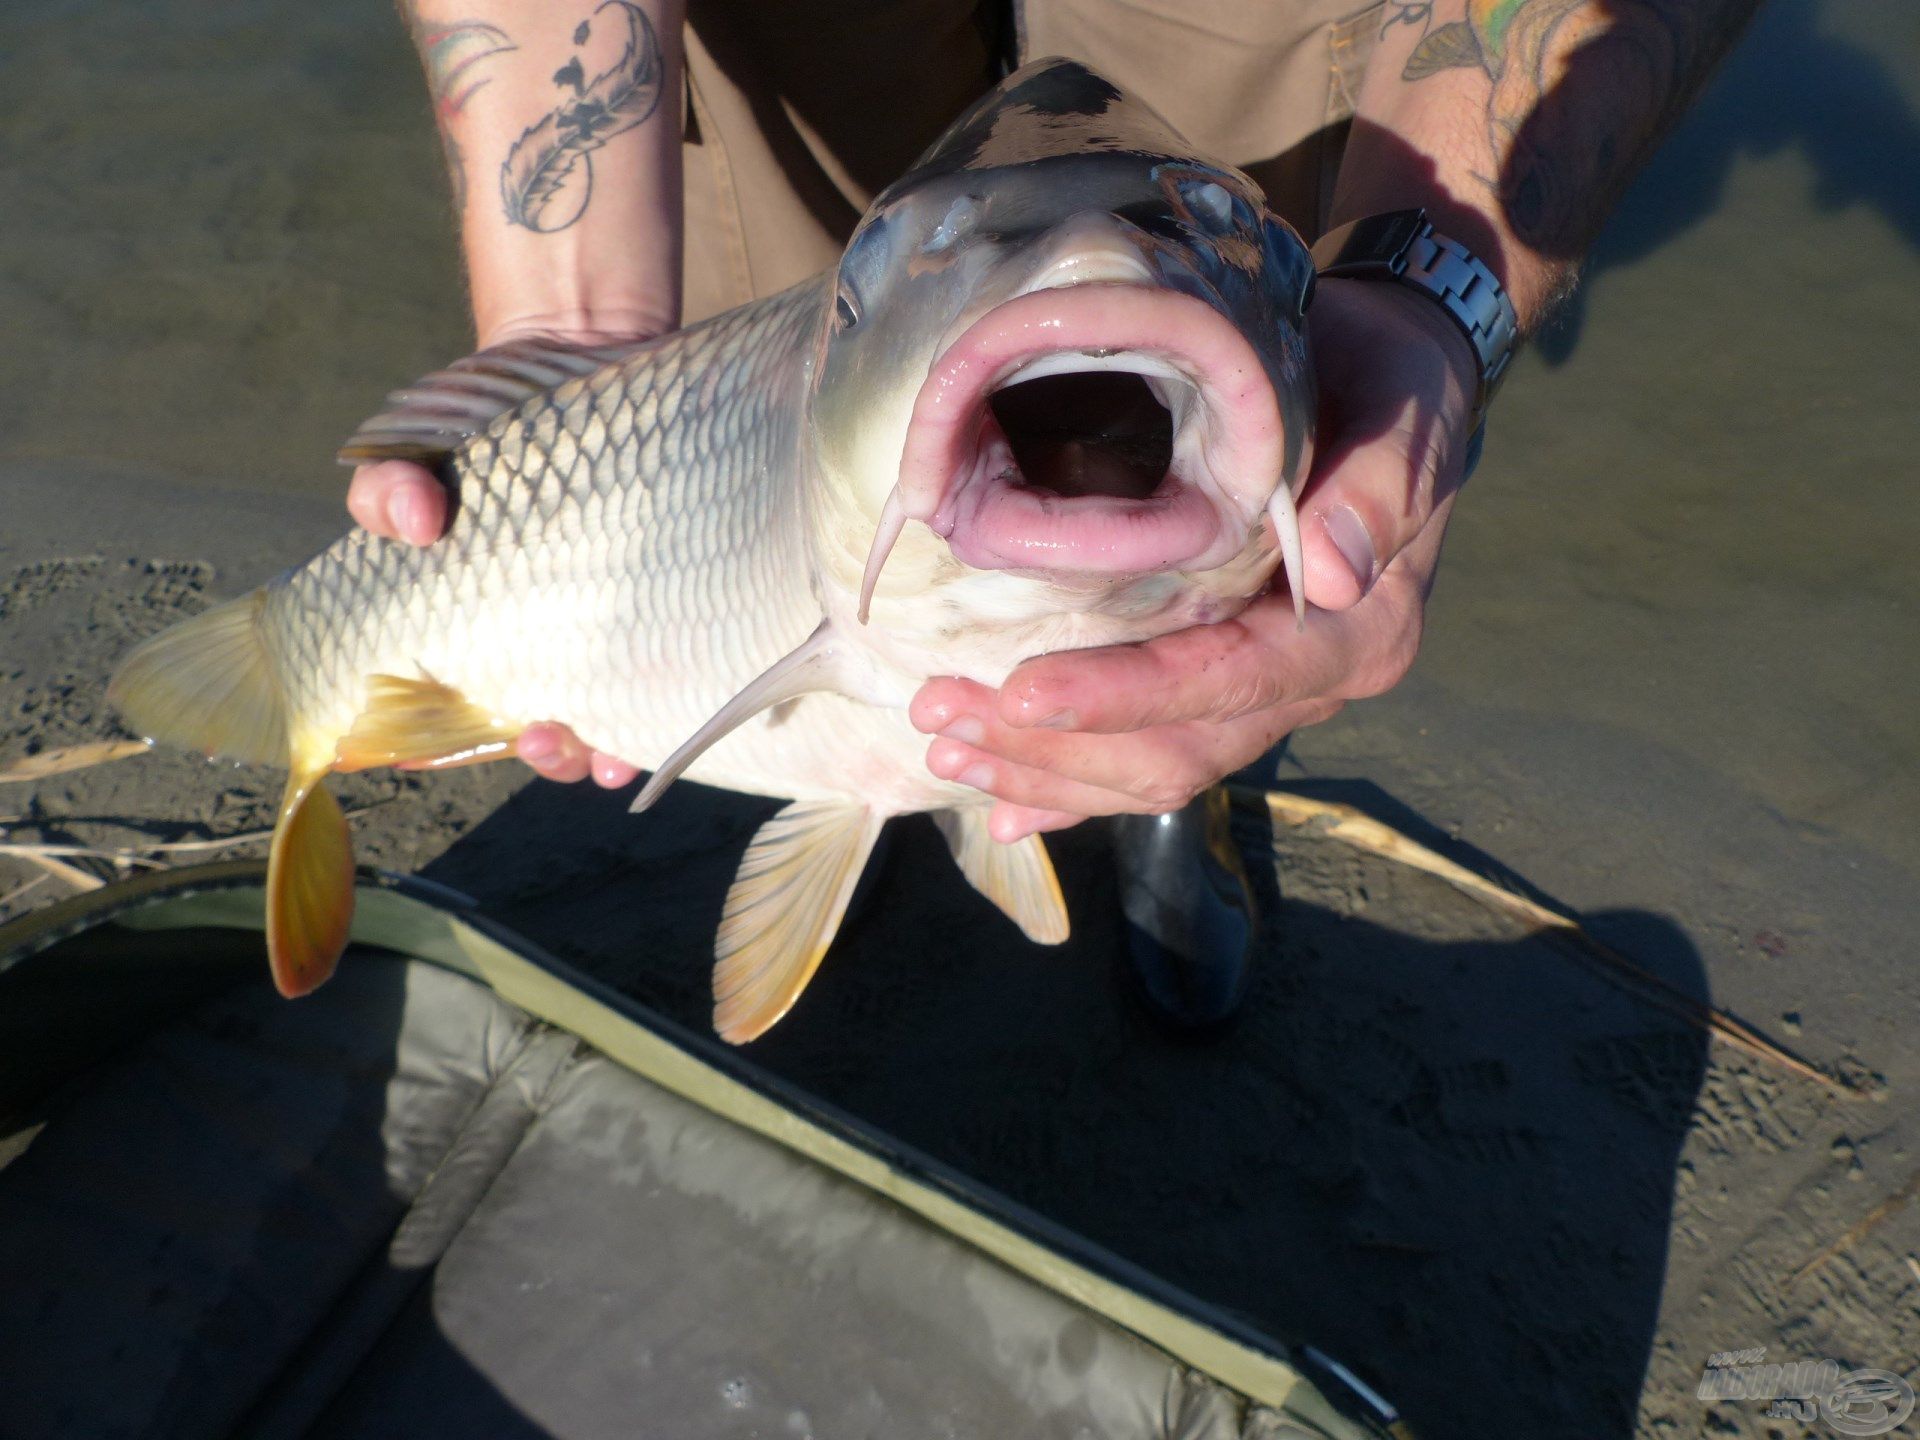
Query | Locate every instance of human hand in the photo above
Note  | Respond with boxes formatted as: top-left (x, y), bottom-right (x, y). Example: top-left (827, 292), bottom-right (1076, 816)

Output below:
top-left (910, 276), bottom-right (1484, 840)
top-left (345, 319), bottom-right (666, 788)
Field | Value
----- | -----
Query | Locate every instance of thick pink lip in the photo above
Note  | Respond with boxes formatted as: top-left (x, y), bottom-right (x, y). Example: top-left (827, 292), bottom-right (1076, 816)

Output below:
top-left (894, 283), bottom-right (1285, 577)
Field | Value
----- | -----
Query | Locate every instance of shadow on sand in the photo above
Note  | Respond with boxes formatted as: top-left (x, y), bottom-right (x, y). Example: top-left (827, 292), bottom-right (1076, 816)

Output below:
top-left (421, 777), bottom-right (1713, 1440)
top-left (1538, 0), bottom-right (1920, 363)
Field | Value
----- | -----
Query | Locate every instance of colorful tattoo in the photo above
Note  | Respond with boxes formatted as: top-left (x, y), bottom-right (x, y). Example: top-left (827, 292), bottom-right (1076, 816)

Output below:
top-left (407, 13), bottom-right (518, 211)
top-left (499, 1), bottom-right (664, 234)
top-left (1401, 0), bottom-right (1758, 254)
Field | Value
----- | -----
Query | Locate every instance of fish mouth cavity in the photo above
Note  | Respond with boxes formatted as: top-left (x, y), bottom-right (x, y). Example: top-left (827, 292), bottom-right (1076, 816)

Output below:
top-left (893, 283), bottom-right (1288, 582)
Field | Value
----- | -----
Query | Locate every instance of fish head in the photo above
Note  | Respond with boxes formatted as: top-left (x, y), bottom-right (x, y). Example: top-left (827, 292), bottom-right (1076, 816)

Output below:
top-left (808, 58), bottom-right (1316, 670)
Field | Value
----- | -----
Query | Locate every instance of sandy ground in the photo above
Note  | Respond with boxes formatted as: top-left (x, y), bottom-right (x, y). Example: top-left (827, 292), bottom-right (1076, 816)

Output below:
top-left (1, 1), bottom-right (1917, 1436)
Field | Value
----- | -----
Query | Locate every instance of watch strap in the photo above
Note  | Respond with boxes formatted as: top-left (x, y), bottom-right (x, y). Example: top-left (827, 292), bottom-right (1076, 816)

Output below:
top-left (1311, 210), bottom-right (1519, 423)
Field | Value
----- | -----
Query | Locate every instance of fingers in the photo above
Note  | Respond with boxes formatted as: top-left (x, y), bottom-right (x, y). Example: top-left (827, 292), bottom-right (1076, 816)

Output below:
top-left (982, 594), bottom-right (1376, 737)
top-left (1298, 417), bottom-right (1452, 612)
top-left (918, 694), bottom-right (1300, 812)
top-left (987, 804), bottom-right (1090, 843)
top-left (1296, 279), bottom-right (1478, 612)
top-left (346, 460), bottom-right (448, 547)
top-left (515, 723), bottom-right (639, 788)
top-left (915, 678), bottom-right (1342, 821)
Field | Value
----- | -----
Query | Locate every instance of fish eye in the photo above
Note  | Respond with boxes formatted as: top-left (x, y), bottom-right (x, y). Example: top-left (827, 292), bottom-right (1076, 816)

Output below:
top-left (835, 287), bottom-right (861, 331)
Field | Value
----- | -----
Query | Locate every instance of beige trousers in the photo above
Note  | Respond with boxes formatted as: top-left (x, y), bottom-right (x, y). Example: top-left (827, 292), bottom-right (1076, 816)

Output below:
top-left (678, 0), bottom-right (1384, 323)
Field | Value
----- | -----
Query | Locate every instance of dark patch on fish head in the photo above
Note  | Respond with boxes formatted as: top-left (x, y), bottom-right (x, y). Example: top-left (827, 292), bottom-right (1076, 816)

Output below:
top-left (880, 58), bottom-right (1315, 334)
top-left (903, 57), bottom-right (1180, 178)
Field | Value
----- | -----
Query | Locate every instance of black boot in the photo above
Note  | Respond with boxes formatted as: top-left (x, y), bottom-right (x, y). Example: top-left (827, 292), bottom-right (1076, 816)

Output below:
top-left (1111, 785), bottom-right (1257, 1029)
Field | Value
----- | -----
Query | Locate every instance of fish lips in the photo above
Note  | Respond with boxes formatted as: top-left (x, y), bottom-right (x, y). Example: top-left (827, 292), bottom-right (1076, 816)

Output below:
top-left (894, 282), bottom-right (1290, 580)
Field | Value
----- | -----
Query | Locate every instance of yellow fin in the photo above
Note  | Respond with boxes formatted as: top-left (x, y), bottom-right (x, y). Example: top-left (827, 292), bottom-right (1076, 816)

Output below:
top-left (107, 591), bottom-right (287, 764)
top-left (713, 802), bottom-right (884, 1044)
top-left (933, 809), bottom-right (1070, 945)
top-left (266, 766), bottom-right (355, 998)
top-left (333, 674), bottom-right (522, 772)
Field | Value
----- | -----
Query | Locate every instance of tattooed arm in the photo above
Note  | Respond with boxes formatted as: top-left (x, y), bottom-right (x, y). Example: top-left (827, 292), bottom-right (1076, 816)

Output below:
top-left (349, 0), bottom-right (684, 787)
top-left (399, 0), bottom-right (683, 348)
top-left (352, 0), bottom-right (681, 543)
top-left (1339, 0), bottom-right (1764, 325)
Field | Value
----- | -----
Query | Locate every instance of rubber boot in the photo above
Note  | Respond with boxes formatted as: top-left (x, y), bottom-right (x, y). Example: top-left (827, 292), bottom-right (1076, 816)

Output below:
top-left (1111, 785), bottom-right (1257, 1029)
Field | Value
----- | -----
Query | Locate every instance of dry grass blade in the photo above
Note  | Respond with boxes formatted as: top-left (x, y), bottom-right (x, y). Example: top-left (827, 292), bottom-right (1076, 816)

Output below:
top-left (1240, 786), bottom-right (1866, 1098)
top-left (0, 872), bottom-right (53, 909)
top-left (0, 800), bottom-right (392, 868)
top-left (1786, 1168), bottom-right (1920, 1287)
top-left (7, 849), bottom-right (110, 892)
top-left (0, 739), bottom-right (149, 783)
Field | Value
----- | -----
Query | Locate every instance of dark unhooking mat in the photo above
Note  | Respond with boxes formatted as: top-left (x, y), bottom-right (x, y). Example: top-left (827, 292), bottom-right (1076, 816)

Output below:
top-left (0, 865), bottom-right (1399, 1440)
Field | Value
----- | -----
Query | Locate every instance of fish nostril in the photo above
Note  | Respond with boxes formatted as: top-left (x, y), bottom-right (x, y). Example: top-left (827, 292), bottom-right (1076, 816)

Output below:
top-left (1177, 179), bottom-right (1234, 234)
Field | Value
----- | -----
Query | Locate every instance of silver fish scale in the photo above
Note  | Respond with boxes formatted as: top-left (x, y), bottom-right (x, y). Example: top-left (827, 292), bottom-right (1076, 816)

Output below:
top-left (262, 282), bottom-right (834, 791)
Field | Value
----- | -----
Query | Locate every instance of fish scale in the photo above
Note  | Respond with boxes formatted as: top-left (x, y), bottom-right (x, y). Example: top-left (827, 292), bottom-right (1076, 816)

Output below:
top-left (264, 281), bottom-right (848, 795)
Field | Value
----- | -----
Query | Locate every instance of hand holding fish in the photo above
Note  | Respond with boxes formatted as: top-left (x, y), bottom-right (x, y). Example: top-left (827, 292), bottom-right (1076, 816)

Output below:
top-left (346, 319), bottom-right (660, 793)
top-left (910, 276), bottom-right (1481, 840)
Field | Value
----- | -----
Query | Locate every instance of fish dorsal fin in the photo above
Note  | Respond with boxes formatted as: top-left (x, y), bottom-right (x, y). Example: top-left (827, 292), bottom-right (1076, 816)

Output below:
top-left (266, 764), bottom-right (356, 998)
top-left (713, 801), bottom-right (885, 1044)
top-left (630, 620), bottom-right (842, 813)
top-left (336, 337), bottom-right (648, 465)
top-left (333, 673), bottom-right (523, 772)
top-left (933, 809), bottom-right (1070, 944)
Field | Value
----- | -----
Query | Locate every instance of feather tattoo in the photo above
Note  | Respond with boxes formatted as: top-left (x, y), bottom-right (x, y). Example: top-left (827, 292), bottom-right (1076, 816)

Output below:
top-left (500, 0), bottom-right (663, 233)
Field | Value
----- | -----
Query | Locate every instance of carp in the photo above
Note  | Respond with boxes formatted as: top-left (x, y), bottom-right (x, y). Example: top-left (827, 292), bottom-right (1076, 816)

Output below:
top-left (110, 58), bottom-right (1317, 1042)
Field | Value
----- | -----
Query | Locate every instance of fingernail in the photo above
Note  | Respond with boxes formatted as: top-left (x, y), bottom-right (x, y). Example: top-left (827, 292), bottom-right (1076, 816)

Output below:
top-left (1324, 505), bottom-right (1376, 594)
top-left (957, 762), bottom-right (994, 791)
top-left (1034, 708), bottom-right (1078, 731)
top-left (519, 730), bottom-right (557, 762)
top-left (940, 715), bottom-right (986, 745)
top-left (392, 489), bottom-right (422, 543)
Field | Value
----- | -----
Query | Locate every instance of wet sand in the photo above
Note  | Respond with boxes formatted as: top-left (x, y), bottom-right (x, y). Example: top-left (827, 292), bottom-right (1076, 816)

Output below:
top-left (2, 1), bottom-right (1917, 1435)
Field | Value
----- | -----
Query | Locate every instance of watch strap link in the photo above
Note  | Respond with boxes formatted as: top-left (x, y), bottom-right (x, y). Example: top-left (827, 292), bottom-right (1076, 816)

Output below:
top-left (1311, 210), bottom-right (1520, 423)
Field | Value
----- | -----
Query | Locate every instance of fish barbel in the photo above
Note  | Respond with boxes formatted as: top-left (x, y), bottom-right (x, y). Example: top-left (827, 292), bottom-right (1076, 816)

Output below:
top-left (108, 58), bottom-right (1318, 1042)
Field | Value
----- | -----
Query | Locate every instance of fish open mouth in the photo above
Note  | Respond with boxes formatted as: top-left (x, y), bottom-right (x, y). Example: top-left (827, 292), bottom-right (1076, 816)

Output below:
top-left (859, 282), bottom-right (1302, 621)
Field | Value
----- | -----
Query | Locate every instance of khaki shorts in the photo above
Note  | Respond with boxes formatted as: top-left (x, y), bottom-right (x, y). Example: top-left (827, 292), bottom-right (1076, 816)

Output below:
top-left (679, 0), bottom-right (1384, 323)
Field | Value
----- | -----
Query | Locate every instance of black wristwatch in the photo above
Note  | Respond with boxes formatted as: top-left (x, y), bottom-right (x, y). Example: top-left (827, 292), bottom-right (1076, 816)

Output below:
top-left (1311, 209), bottom-right (1520, 428)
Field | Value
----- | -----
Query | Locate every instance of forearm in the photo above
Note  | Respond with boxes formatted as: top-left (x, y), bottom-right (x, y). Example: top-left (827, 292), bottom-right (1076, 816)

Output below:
top-left (1332, 0), bottom-right (1762, 329)
top-left (400, 0), bottom-right (685, 344)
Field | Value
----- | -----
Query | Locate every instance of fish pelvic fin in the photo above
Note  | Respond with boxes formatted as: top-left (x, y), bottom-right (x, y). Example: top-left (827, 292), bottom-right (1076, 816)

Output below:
top-left (333, 674), bottom-right (522, 772)
top-left (106, 590), bottom-right (288, 765)
top-left (266, 763), bottom-right (355, 998)
top-left (713, 801), bottom-right (884, 1044)
top-left (933, 809), bottom-right (1070, 945)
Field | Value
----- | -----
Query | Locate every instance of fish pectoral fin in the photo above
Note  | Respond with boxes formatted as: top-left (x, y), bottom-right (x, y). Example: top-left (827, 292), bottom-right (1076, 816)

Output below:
top-left (266, 765), bottom-right (356, 998)
top-left (713, 801), bottom-right (884, 1044)
top-left (630, 619), bottom-right (842, 813)
top-left (933, 809), bottom-right (1070, 945)
top-left (336, 336), bottom-right (651, 465)
top-left (333, 674), bottom-right (522, 772)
